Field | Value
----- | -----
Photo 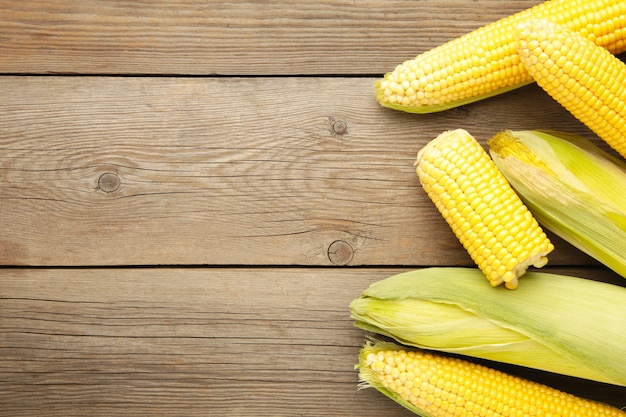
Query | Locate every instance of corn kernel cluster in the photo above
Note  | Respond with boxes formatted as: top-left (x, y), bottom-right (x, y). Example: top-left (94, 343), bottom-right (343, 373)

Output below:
top-left (416, 129), bottom-right (554, 289)
top-left (362, 1), bottom-right (626, 415)
top-left (516, 18), bottom-right (626, 158)
top-left (362, 343), bottom-right (626, 416)
top-left (375, 0), bottom-right (626, 113)
top-left (377, 19), bottom-right (526, 109)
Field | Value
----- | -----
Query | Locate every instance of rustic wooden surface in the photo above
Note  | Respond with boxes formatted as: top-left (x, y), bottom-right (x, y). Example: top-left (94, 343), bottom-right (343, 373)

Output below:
top-left (1, 1), bottom-right (625, 415)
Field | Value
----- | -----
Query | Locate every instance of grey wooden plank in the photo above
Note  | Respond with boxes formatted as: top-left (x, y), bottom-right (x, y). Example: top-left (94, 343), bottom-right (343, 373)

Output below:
top-left (0, 76), bottom-right (600, 266)
top-left (0, 267), bottom-right (624, 416)
top-left (0, 0), bottom-right (542, 75)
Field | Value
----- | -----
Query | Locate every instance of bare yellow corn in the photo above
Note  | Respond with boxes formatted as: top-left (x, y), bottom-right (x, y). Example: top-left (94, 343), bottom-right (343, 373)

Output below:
top-left (358, 341), bottom-right (626, 417)
top-left (415, 129), bottom-right (553, 289)
top-left (376, 0), bottom-right (626, 113)
top-left (516, 19), bottom-right (626, 159)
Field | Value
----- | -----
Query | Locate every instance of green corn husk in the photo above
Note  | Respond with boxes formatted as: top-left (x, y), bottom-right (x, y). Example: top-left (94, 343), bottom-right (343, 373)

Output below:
top-left (488, 130), bottom-right (626, 279)
top-left (349, 267), bottom-right (626, 386)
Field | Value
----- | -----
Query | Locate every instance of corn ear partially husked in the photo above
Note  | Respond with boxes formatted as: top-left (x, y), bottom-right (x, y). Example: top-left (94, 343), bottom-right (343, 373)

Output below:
top-left (375, 0), bottom-right (626, 113)
top-left (516, 19), bottom-right (626, 158)
top-left (350, 267), bottom-right (626, 386)
top-left (489, 130), bottom-right (626, 279)
top-left (358, 341), bottom-right (626, 417)
top-left (415, 129), bottom-right (553, 289)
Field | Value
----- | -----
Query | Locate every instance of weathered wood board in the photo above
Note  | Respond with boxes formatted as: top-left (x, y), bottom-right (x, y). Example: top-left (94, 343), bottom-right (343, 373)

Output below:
top-left (0, 76), bottom-right (604, 266)
top-left (1, 0), bottom-right (551, 75)
top-left (2, 0), bottom-right (625, 415)
top-left (1, 268), bottom-right (625, 417)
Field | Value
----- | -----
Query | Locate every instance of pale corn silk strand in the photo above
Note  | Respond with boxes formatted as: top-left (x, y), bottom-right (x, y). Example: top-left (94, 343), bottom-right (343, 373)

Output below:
top-left (415, 129), bottom-right (554, 289)
top-left (359, 341), bottom-right (626, 417)
top-left (376, 0), bottom-right (626, 113)
top-left (516, 18), bottom-right (626, 158)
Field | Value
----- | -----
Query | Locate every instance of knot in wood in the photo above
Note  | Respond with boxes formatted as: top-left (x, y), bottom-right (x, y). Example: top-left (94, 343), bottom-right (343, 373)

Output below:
top-left (98, 172), bottom-right (121, 193)
top-left (327, 240), bottom-right (353, 265)
top-left (331, 119), bottom-right (347, 136)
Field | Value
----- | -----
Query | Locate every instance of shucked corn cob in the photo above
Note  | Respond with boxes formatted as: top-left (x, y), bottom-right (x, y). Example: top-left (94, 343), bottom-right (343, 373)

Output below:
top-left (358, 340), bottom-right (626, 417)
top-left (516, 19), bottom-right (626, 158)
top-left (415, 129), bottom-right (553, 289)
top-left (375, 0), bottom-right (626, 113)
top-left (489, 130), bottom-right (626, 279)
top-left (350, 268), bottom-right (626, 386)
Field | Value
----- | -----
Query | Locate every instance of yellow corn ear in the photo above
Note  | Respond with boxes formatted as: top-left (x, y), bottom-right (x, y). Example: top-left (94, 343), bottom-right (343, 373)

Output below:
top-left (415, 129), bottom-right (553, 289)
top-left (488, 130), bottom-right (626, 279)
top-left (351, 268), bottom-right (626, 386)
top-left (375, 0), bottom-right (626, 113)
top-left (516, 19), bottom-right (626, 159)
top-left (358, 340), bottom-right (626, 417)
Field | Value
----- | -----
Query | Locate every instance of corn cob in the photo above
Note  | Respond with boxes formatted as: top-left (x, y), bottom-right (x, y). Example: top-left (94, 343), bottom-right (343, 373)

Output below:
top-left (358, 340), bottom-right (626, 417)
top-left (415, 129), bottom-right (553, 289)
top-left (375, 0), bottom-right (626, 113)
top-left (489, 130), bottom-right (626, 279)
top-left (350, 268), bottom-right (626, 386)
top-left (516, 19), bottom-right (626, 159)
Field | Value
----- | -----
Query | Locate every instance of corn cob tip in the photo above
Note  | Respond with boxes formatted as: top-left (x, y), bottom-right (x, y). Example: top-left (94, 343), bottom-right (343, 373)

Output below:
top-left (415, 129), bottom-right (554, 289)
top-left (488, 130), bottom-right (551, 172)
top-left (414, 128), bottom-right (461, 167)
top-left (515, 19), bottom-right (563, 69)
top-left (374, 0), bottom-right (626, 113)
top-left (515, 18), bottom-right (626, 159)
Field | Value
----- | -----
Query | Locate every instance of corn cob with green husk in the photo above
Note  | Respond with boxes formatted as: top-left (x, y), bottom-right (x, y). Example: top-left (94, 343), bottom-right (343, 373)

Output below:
top-left (375, 0), bottom-right (626, 113)
top-left (350, 267), bottom-right (626, 386)
top-left (415, 129), bottom-right (553, 289)
top-left (488, 130), bottom-right (626, 279)
top-left (515, 19), bottom-right (626, 158)
top-left (358, 340), bottom-right (626, 417)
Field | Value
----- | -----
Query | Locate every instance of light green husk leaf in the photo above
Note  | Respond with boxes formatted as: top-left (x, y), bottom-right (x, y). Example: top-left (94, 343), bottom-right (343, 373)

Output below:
top-left (350, 267), bottom-right (626, 386)
top-left (488, 130), bottom-right (626, 279)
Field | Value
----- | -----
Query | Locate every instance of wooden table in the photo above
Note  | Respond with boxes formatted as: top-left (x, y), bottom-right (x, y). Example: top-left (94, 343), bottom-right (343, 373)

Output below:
top-left (2, 1), bottom-right (625, 415)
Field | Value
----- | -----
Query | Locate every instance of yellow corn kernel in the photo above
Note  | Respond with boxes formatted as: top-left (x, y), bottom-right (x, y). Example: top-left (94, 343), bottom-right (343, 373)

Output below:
top-left (516, 19), bottom-right (626, 159)
top-left (375, 0), bottom-right (626, 113)
top-left (358, 341), bottom-right (626, 417)
top-left (415, 129), bottom-right (553, 289)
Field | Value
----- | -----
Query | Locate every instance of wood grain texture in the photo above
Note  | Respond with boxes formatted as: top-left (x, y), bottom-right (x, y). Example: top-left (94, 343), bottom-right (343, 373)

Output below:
top-left (3, 0), bottom-right (626, 412)
top-left (1, 267), bottom-right (625, 417)
top-left (0, 76), bottom-right (604, 266)
top-left (1, 0), bottom-right (542, 75)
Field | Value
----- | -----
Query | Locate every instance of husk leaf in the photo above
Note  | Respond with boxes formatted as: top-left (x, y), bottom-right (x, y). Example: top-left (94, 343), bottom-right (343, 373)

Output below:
top-left (350, 267), bottom-right (626, 386)
top-left (488, 130), bottom-right (626, 278)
